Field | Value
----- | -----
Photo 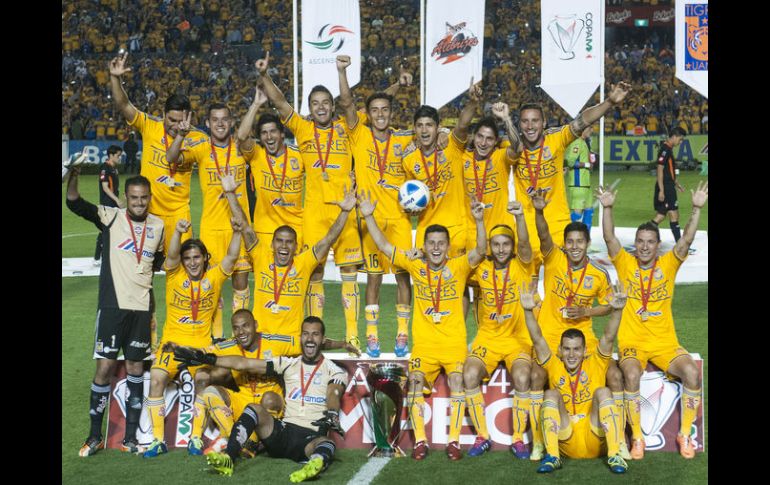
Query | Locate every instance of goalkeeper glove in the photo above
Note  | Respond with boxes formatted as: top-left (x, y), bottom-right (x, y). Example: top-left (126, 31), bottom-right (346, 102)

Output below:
top-left (173, 347), bottom-right (217, 367)
top-left (311, 410), bottom-right (344, 437)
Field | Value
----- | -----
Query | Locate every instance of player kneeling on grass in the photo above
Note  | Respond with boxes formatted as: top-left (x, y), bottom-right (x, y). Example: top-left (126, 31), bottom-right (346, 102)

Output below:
top-left (520, 280), bottom-right (629, 474)
top-left (143, 218), bottom-right (241, 457)
top-left (174, 317), bottom-right (348, 482)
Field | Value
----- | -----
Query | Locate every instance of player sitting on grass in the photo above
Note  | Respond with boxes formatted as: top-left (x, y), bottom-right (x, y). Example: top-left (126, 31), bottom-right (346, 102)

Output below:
top-left (174, 317), bottom-right (347, 482)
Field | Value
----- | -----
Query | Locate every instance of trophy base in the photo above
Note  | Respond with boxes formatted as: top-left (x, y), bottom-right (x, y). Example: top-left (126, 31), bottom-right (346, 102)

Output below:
top-left (368, 445), bottom-right (406, 458)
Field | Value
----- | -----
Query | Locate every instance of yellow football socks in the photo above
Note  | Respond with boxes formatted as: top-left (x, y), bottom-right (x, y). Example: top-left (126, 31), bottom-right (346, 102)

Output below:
top-left (341, 274), bottom-right (359, 341)
top-left (232, 287), bottom-right (250, 311)
top-left (145, 396), bottom-right (165, 442)
top-left (396, 304), bottom-right (410, 338)
top-left (365, 304), bottom-right (379, 343)
top-left (409, 391), bottom-right (427, 443)
top-left (680, 386), bottom-right (701, 436)
top-left (449, 391), bottom-right (466, 443)
top-left (465, 387), bottom-right (489, 439)
top-left (307, 280), bottom-right (325, 318)
top-left (512, 391), bottom-right (531, 443)
top-left (192, 395), bottom-right (207, 439)
top-left (625, 390), bottom-right (642, 440)
top-left (203, 390), bottom-right (233, 438)
top-left (530, 390), bottom-right (545, 448)
top-left (599, 398), bottom-right (622, 456)
top-left (541, 400), bottom-right (561, 457)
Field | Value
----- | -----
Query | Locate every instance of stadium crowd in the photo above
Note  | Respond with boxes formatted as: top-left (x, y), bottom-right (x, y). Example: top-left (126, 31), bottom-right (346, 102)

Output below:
top-left (61, 0), bottom-right (707, 140)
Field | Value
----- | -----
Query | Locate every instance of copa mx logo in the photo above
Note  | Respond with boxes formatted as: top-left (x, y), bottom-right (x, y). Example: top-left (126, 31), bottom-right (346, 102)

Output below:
top-left (174, 368), bottom-right (195, 447)
top-left (305, 24), bottom-right (354, 52)
top-left (547, 12), bottom-right (595, 60)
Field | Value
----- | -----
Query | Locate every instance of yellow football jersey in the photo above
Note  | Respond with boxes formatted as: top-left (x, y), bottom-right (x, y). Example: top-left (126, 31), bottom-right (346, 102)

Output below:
top-left (512, 125), bottom-right (577, 233)
top-left (210, 333), bottom-right (298, 393)
top-left (282, 111), bottom-right (352, 216)
top-left (242, 142), bottom-right (305, 233)
top-left (402, 134), bottom-right (469, 229)
top-left (611, 249), bottom-right (684, 348)
top-left (470, 257), bottom-right (534, 342)
top-left (541, 344), bottom-right (611, 418)
top-left (163, 263), bottom-right (231, 344)
top-left (347, 116), bottom-right (413, 220)
top-left (391, 250), bottom-right (475, 355)
top-left (248, 240), bottom-right (319, 336)
top-left (128, 111), bottom-right (208, 215)
top-left (539, 248), bottom-right (612, 348)
top-left (456, 140), bottom-right (515, 233)
top-left (183, 138), bottom-right (250, 231)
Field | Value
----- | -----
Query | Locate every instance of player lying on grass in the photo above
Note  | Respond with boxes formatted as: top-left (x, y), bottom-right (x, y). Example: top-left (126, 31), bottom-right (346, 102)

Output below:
top-left (174, 317), bottom-right (347, 482)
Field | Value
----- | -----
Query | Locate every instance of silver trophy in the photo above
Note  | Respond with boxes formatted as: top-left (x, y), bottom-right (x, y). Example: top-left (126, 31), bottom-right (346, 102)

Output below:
top-left (366, 363), bottom-right (408, 457)
top-left (547, 15), bottom-right (584, 60)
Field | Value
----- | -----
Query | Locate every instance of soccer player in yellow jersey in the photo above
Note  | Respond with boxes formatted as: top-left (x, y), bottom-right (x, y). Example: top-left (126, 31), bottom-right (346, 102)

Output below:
top-left (235, 87), bottom-right (305, 249)
top-left (520, 280), bottom-right (629, 474)
top-left (166, 104), bottom-right (252, 340)
top-left (527, 188), bottom-right (629, 460)
top-left (220, 173), bottom-right (357, 342)
top-left (511, 82), bottom-right (632, 270)
top-left (598, 181), bottom-right (708, 460)
top-left (336, 54), bottom-right (414, 357)
top-left (254, 53), bottom-right (363, 350)
top-left (143, 218), bottom-right (241, 457)
top-left (358, 191), bottom-right (487, 461)
top-left (108, 51), bottom-right (207, 254)
top-left (464, 201), bottom-right (536, 458)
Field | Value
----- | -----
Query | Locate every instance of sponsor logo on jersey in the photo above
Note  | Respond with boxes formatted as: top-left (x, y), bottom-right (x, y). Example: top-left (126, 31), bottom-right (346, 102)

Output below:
top-left (117, 239), bottom-right (155, 258)
top-left (155, 175), bottom-right (183, 187)
top-left (312, 161), bottom-right (342, 169)
top-left (271, 198), bottom-right (296, 207)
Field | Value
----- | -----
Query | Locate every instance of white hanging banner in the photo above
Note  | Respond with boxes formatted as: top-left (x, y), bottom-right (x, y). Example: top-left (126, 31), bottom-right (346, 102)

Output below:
top-left (676, 1), bottom-right (708, 98)
top-left (424, 0), bottom-right (485, 109)
top-left (300, 0), bottom-right (361, 115)
top-left (540, 0), bottom-right (603, 118)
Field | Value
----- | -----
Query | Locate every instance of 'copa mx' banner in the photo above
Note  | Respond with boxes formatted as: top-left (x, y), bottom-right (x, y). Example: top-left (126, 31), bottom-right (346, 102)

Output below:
top-left (540, 0), bottom-right (603, 118)
top-left (300, 0), bottom-right (361, 116)
top-left (676, 1), bottom-right (708, 98)
top-left (424, 0), bottom-right (485, 109)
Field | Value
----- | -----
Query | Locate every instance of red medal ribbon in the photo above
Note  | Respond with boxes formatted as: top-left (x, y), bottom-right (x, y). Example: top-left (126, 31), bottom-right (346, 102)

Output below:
top-left (472, 156), bottom-right (491, 202)
top-left (313, 123), bottom-right (334, 178)
top-left (189, 273), bottom-right (205, 322)
top-left (272, 259), bottom-right (294, 306)
top-left (370, 128), bottom-right (392, 180)
top-left (239, 334), bottom-right (262, 396)
top-left (565, 258), bottom-right (589, 308)
top-left (300, 356), bottom-right (325, 406)
top-left (163, 128), bottom-right (178, 177)
top-left (266, 149), bottom-right (289, 194)
top-left (492, 263), bottom-right (510, 319)
top-left (426, 265), bottom-right (443, 315)
top-left (125, 212), bottom-right (147, 266)
top-left (523, 140), bottom-right (544, 191)
top-left (636, 256), bottom-right (658, 313)
top-left (568, 360), bottom-right (583, 416)
top-left (210, 139), bottom-right (232, 176)
top-left (419, 148), bottom-right (439, 190)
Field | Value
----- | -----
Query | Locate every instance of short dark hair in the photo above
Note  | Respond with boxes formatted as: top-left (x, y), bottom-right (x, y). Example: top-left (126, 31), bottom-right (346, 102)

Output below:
top-left (165, 94), bottom-right (191, 112)
top-left (519, 103), bottom-right (545, 121)
top-left (413, 105), bottom-right (439, 125)
top-left (366, 92), bottom-right (394, 111)
top-left (273, 225), bottom-right (298, 242)
top-left (560, 329), bottom-right (586, 347)
top-left (636, 222), bottom-right (661, 242)
top-left (670, 126), bottom-right (688, 137)
top-left (208, 102), bottom-right (231, 117)
top-left (179, 239), bottom-right (211, 273)
top-left (308, 85), bottom-right (333, 105)
top-left (232, 308), bottom-right (255, 324)
top-left (473, 116), bottom-right (500, 139)
top-left (107, 145), bottom-right (123, 157)
top-left (563, 221), bottom-right (590, 242)
top-left (424, 224), bottom-right (449, 243)
top-left (125, 175), bottom-right (151, 193)
top-left (257, 113), bottom-right (284, 135)
top-left (302, 316), bottom-right (325, 336)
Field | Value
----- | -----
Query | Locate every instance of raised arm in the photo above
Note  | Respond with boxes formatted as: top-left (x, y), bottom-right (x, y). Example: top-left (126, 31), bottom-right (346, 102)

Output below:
top-left (507, 200), bottom-right (532, 264)
top-left (221, 173), bottom-right (259, 249)
top-left (674, 180), bottom-right (708, 260)
top-left (336, 55), bottom-right (359, 129)
top-left (491, 102), bottom-right (522, 157)
top-left (322, 337), bottom-right (362, 356)
top-left (357, 190), bottom-right (394, 258)
top-left (598, 281), bottom-right (627, 356)
top-left (596, 186), bottom-right (622, 257)
top-left (65, 168), bottom-right (101, 226)
top-left (467, 200), bottom-right (487, 266)
top-left (520, 281), bottom-right (551, 363)
top-left (219, 219), bottom-right (242, 274)
top-left (452, 79), bottom-right (482, 142)
top-left (164, 219), bottom-right (191, 270)
top-left (530, 188), bottom-right (554, 255)
top-left (569, 82), bottom-right (631, 135)
top-left (174, 347), bottom-right (270, 374)
top-left (236, 86), bottom-right (268, 153)
top-left (383, 64), bottom-right (413, 97)
top-left (255, 52), bottom-right (293, 120)
top-left (108, 51), bottom-right (138, 122)
top-left (313, 186), bottom-right (357, 258)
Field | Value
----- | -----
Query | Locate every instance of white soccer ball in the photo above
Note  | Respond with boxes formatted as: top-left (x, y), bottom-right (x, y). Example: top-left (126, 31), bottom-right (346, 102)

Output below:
top-left (398, 180), bottom-right (431, 212)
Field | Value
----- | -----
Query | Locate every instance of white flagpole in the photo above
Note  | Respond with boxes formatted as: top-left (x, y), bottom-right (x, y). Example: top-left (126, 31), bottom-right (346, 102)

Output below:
top-left (292, 0), bottom-right (299, 113)
top-left (598, 0), bottom-right (605, 230)
top-left (420, 0), bottom-right (425, 105)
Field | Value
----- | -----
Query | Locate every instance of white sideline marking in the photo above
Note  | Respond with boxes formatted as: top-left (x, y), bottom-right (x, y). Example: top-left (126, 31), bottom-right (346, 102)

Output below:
top-left (62, 232), bottom-right (97, 239)
top-left (346, 456), bottom-right (391, 485)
